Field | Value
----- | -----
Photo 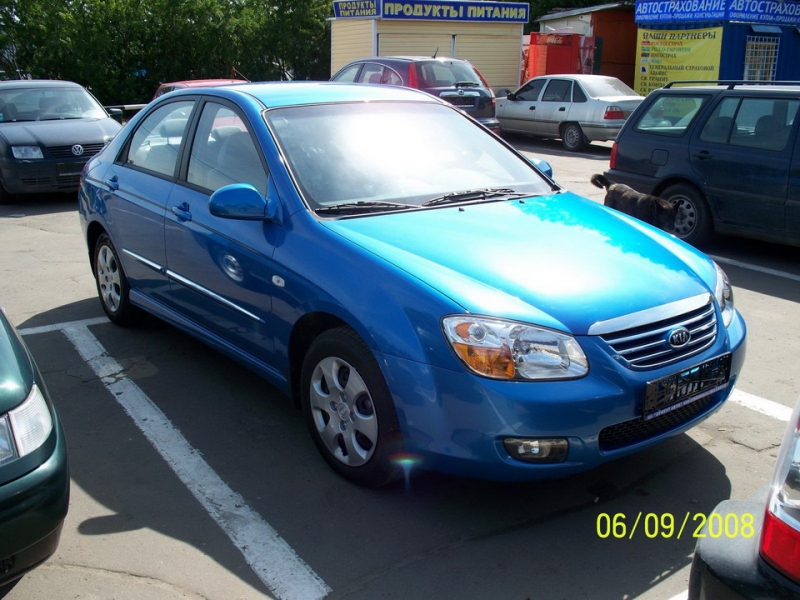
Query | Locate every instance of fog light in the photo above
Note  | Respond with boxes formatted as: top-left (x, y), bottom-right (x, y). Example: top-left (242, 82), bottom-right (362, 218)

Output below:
top-left (504, 438), bottom-right (569, 463)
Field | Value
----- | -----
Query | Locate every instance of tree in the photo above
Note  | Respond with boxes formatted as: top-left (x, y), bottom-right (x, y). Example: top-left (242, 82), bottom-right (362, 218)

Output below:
top-left (0, 0), bottom-right (332, 104)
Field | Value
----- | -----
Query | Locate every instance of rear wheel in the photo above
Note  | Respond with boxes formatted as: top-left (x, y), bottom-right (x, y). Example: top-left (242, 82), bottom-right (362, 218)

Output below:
top-left (300, 327), bottom-right (403, 488)
top-left (661, 183), bottom-right (712, 247)
top-left (93, 233), bottom-right (142, 325)
top-left (561, 123), bottom-right (586, 151)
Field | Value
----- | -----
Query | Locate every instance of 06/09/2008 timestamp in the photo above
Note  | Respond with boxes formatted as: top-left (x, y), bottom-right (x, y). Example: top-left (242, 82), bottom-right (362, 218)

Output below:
top-left (596, 512), bottom-right (756, 540)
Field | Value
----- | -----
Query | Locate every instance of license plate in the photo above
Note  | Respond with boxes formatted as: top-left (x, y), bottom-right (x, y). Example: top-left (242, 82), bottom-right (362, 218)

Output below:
top-left (643, 354), bottom-right (731, 420)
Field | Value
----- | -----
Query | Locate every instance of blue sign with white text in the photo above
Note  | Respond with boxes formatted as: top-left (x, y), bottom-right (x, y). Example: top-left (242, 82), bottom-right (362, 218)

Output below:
top-left (333, 0), bottom-right (529, 22)
top-left (635, 0), bottom-right (800, 25)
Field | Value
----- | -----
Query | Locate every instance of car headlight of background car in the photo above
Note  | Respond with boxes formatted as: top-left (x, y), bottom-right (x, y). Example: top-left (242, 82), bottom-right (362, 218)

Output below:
top-left (0, 384), bottom-right (53, 466)
top-left (714, 262), bottom-right (735, 327)
top-left (442, 316), bottom-right (588, 380)
top-left (11, 146), bottom-right (44, 160)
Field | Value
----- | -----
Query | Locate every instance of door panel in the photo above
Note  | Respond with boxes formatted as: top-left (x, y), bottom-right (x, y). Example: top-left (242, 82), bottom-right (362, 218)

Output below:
top-left (165, 101), bottom-right (278, 362)
top-left (691, 96), bottom-right (796, 235)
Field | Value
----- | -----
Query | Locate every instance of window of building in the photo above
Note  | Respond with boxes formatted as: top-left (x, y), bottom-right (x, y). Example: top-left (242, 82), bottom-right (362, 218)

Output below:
top-left (743, 36), bottom-right (779, 81)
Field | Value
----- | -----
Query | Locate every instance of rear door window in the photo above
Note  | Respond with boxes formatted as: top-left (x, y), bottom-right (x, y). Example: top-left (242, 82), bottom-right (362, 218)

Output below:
top-left (542, 80), bottom-right (572, 102)
top-left (125, 101), bottom-right (194, 178)
top-left (634, 95), bottom-right (709, 136)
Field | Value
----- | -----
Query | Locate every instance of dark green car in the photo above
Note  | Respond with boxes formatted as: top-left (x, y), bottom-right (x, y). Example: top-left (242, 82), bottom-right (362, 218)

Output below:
top-left (0, 308), bottom-right (69, 588)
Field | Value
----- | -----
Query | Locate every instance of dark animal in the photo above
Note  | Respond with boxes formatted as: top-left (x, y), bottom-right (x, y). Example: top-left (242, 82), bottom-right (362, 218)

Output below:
top-left (591, 174), bottom-right (678, 230)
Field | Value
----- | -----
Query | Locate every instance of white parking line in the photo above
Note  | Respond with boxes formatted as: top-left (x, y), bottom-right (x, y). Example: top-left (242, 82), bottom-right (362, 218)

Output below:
top-left (21, 318), bottom-right (331, 600)
top-left (711, 254), bottom-right (800, 283)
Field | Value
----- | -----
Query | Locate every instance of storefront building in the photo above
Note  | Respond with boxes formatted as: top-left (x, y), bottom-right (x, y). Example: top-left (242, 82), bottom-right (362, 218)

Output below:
top-left (330, 0), bottom-right (530, 91)
top-left (634, 0), bottom-right (800, 95)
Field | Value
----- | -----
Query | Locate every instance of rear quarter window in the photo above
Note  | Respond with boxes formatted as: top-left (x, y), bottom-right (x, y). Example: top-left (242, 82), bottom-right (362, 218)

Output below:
top-left (634, 94), bottom-right (710, 136)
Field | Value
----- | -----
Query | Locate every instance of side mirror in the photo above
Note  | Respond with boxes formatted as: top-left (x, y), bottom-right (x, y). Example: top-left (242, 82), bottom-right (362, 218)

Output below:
top-left (527, 156), bottom-right (553, 179)
top-left (209, 180), bottom-right (282, 223)
top-left (506, 92), bottom-right (517, 101)
top-left (107, 107), bottom-right (123, 123)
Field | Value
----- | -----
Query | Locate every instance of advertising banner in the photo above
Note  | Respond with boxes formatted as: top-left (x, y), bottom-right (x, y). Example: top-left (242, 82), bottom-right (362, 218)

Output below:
top-left (634, 27), bottom-right (722, 95)
top-left (635, 0), bottom-right (800, 25)
top-left (333, 0), bottom-right (530, 22)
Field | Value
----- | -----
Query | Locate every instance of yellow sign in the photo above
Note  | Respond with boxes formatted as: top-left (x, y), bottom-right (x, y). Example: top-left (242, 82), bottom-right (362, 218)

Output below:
top-left (635, 28), bottom-right (722, 95)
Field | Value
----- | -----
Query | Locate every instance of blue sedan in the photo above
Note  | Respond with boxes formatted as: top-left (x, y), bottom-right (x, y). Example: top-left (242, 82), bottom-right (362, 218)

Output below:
top-left (78, 82), bottom-right (746, 487)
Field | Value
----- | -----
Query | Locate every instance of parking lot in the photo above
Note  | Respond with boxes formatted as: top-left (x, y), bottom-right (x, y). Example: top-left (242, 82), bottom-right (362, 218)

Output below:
top-left (1, 137), bottom-right (798, 600)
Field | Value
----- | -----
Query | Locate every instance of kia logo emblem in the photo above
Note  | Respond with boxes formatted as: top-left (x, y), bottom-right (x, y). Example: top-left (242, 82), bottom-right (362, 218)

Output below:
top-left (668, 327), bottom-right (691, 348)
top-left (71, 144), bottom-right (84, 156)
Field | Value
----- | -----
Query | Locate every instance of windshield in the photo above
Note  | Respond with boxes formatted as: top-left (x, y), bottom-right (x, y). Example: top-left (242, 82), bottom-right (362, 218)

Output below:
top-left (0, 86), bottom-right (108, 122)
top-left (581, 77), bottom-right (640, 98)
top-left (266, 102), bottom-right (552, 212)
top-left (416, 60), bottom-right (483, 87)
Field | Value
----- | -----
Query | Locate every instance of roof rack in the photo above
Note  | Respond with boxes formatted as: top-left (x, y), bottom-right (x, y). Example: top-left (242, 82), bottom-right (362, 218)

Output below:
top-left (664, 80), bottom-right (800, 89)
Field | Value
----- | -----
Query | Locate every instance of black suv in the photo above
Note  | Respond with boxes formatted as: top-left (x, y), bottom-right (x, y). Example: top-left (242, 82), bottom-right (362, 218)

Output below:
top-left (604, 80), bottom-right (800, 247)
top-left (331, 56), bottom-right (500, 133)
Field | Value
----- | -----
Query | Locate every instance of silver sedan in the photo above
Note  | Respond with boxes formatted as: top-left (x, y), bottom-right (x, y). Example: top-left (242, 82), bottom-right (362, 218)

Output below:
top-left (496, 74), bottom-right (643, 151)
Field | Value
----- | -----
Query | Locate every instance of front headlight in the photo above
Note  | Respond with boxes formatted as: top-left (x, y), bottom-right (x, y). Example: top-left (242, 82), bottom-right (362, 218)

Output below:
top-left (12, 146), bottom-right (44, 159)
top-left (442, 316), bottom-right (588, 380)
top-left (0, 384), bottom-right (54, 467)
top-left (714, 262), bottom-right (735, 327)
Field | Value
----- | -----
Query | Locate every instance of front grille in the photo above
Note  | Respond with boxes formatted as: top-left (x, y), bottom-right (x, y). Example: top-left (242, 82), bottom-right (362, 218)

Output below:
top-left (57, 173), bottom-right (81, 189)
top-left (599, 301), bottom-right (717, 369)
top-left (598, 394), bottom-right (716, 451)
top-left (20, 176), bottom-right (51, 187)
top-left (48, 143), bottom-right (106, 159)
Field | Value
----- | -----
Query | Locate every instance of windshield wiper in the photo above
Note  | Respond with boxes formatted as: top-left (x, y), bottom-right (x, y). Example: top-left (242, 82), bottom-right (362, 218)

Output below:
top-left (422, 188), bottom-right (529, 207)
top-left (315, 200), bottom-right (416, 215)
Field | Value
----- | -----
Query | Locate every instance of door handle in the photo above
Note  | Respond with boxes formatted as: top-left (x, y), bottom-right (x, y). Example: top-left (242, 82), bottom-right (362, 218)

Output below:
top-left (529, 106), bottom-right (535, 111)
top-left (692, 151), bottom-right (713, 160)
top-left (558, 107), bottom-right (566, 112)
top-left (171, 202), bottom-right (192, 221)
top-left (106, 176), bottom-right (119, 191)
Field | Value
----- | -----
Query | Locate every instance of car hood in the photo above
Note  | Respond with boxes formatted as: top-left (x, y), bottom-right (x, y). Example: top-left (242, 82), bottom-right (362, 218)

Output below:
top-left (322, 192), bottom-right (715, 334)
top-left (0, 312), bottom-right (33, 412)
top-left (0, 118), bottom-right (121, 147)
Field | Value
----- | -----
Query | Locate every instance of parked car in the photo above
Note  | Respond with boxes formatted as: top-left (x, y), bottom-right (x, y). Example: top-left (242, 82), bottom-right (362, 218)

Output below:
top-left (496, 74), bottom-right (643, 151)
top-left (0, 79), bottom-right (122, 204)
top-left (689, 396), bottom-right (800, 599)
top-left (152, 78), bottom-right (248, 100)
top-left (78, 81), bottom-right (745, 487)
top-left (605, 80), bottom-right (800, 247)
top-left (331, 56), bottom-right (500, 132)
top-left (0, 307), bottom-right (69, 588)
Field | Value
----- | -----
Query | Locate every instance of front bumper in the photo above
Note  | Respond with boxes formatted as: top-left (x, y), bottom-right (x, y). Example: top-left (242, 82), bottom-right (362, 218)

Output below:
top-left (0, 159), bottom-right (88, 195)
top-left (383, 309), bottom-right (746, 481)
top-left (688, 491), bottom-right (800, 599)
top-left (0, 414), bottom-right (70, 587)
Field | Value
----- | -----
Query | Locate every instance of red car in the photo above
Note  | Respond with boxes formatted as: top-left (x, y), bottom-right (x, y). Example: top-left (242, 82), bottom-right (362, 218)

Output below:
top-left (152, 79), bottom-right (247, 100)
top-left (331, 56), bottom-right (500, 133)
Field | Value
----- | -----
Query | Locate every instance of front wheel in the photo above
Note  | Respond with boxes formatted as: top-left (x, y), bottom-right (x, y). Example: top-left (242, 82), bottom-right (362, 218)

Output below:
top-left (661, 183), bottom-right (712, 247)
top-left (300, 327), bottom-right (403, 487)
top-left (93, 233), bottom-right (142, 325)
top-left (561, 123), bottom-right (586, 151)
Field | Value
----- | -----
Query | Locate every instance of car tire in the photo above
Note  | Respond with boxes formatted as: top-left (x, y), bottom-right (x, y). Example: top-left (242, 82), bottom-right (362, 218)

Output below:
top-left (661, 183), bottom-right (712, 247)
top-left (93, 233), bottom-right (142, 326)
top-left (300, 326), bottom-right (404, 488)
top-left (561, 123), bottom-right (586, 152)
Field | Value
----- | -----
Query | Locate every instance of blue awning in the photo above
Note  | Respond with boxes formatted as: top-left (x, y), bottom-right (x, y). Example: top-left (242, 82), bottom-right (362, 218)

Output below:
top-left (750, 24), bottom-right (782, 33)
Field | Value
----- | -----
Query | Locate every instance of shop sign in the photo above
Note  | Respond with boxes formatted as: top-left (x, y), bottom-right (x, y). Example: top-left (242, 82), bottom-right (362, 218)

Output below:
top-left (635, 0), bottom-right (800, 25)
top-left (333, 1), bottom-right (380, 18)
top-left (333, 0), bottom-right (529, 22)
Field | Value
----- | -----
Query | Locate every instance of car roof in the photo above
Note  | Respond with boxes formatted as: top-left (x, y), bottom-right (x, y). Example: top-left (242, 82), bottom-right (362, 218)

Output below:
top-left (167, 80), bottom-right (444, 109)
top-left (163, 79), bottom-right (247, 87)
top-left (0, 79), bottom-right (85, 90)
top-left (530, 74), bottom-right (619, 82)
top-left (350, 56), bottom-right (468, 64)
